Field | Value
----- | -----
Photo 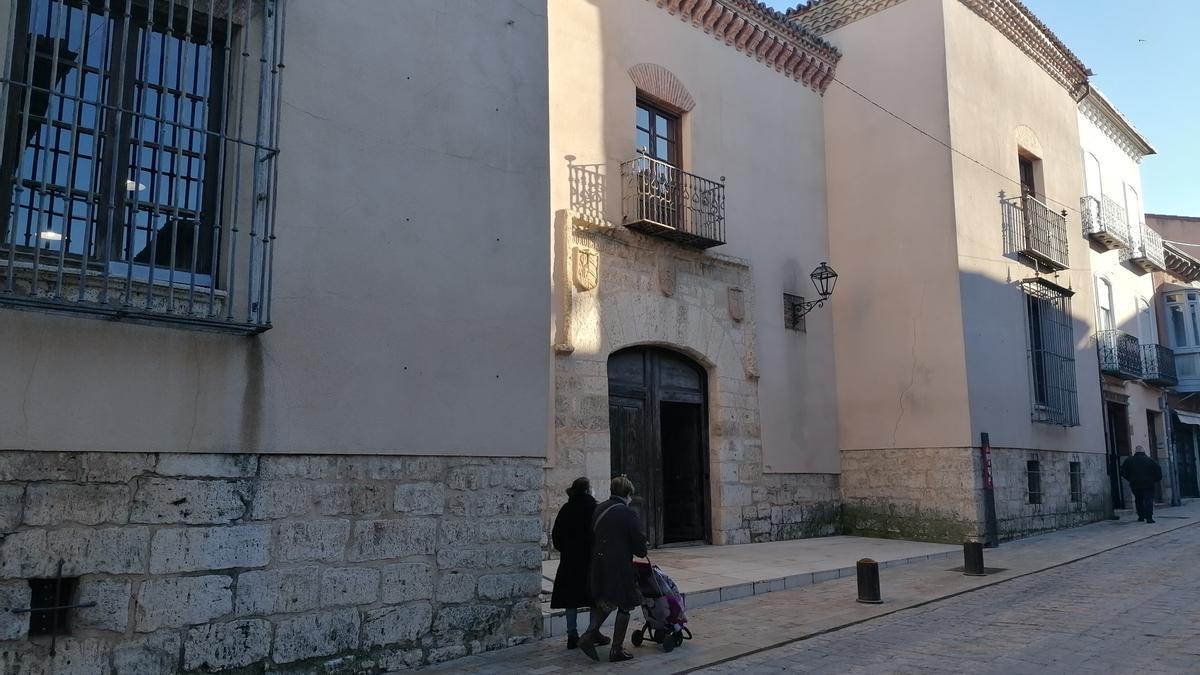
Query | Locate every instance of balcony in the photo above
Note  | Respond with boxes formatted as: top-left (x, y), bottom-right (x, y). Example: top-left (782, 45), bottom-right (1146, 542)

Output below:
top-left (621, 155), bottom-right (726, 249)
top-left (1001, 192), bottom-right (1069, 270)
top-left (1141, 343), bottom-right (1178, 387)
top-left (1097, 329), bottom-right (1142, 380)
top-left (1123, 226), bottom-right (1167, 273)
top-left (1080, 195), bottom-right (1132, 251)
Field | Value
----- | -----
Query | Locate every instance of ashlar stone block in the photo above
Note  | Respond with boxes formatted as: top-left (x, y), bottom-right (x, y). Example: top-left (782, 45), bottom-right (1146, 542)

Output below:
top-left (130, 478), bottom-right (249, 524)
top-left (234, 567), bottom-right (321, 616)
top-left (321, 567), bottom-right (380, 607)
top-left (381, 562), bottom-right (434, 603)
top-left (149, 524), bottom-right (270, 574)
top-left (183, 619), bottom-right (271, 671)
top-left (271, 608), bottom-right (360, 664)
top-left (22, 484), bottom-right (130, 526)
top-left (135, 575), bottom-right (232, 631)
top-left (363, 603), bottom-right (433, 648)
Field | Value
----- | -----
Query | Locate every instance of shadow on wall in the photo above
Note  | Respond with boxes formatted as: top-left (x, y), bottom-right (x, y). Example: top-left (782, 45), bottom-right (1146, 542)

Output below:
top-left (568, 161), bottom-right (608, 224)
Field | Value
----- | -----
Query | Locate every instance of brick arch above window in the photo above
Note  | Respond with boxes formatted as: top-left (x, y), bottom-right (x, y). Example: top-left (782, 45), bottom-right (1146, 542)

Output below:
top-left (628, 63), bottom-right (695, 112)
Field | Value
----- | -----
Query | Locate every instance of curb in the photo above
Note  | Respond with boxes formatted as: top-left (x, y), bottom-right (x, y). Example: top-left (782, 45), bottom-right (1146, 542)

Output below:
top-left (673, 516), bottom-right (1200, 674)
top-left (540, 549), bottom-right (958, 638)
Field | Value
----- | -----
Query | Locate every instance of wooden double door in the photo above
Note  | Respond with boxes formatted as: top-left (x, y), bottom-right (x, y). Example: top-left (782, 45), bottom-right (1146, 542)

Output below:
top-left (608, 347), bottom-right (710, 548)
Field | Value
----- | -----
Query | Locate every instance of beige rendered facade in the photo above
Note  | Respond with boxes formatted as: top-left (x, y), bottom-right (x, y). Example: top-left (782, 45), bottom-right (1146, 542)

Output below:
top-left (0, 1), bottom-right (550, 671)
top-left (546, 0), bottom-right (843, 547)
top-left (1077, 89), bottom-right (1179, 510)
top-left (797, 0), bottom-right (1109, 541)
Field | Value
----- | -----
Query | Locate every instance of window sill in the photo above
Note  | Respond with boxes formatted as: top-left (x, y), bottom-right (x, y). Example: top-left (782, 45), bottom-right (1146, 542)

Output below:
top-left (0, 258), bottom-right (265, 335)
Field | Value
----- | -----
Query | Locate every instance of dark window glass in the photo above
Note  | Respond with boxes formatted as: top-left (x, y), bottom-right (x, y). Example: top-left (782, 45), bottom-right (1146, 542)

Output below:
top-left (635, 99), bottom-right (678, 167)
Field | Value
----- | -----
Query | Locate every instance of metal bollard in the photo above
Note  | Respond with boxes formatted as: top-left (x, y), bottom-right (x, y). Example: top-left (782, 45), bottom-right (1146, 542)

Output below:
top-left (963, 539), bottom-right (986, 576)
top-left (856, 558), bottom-right (883, 604)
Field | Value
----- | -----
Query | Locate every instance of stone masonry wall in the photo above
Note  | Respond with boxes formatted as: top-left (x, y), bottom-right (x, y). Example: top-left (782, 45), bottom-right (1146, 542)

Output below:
top-left (0, 452), bottom-right (543, 674)
top-left (546, 211), bottom-right (840, 550)
top-left (989, 448), bottom-right (1107, 539)
top-left (841, 447), bottom-right (983, 543)
top-left (841, 446), bottom-right (1108, 544)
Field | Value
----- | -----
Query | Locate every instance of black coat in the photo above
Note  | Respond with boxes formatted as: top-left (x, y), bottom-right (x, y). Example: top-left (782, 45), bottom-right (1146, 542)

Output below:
top-left (589, 497), bottom-right (648, 612)
top-left (1121, 452), bottom-right (1163, 491)
top-left (550, 492), bottom-right (597, 609)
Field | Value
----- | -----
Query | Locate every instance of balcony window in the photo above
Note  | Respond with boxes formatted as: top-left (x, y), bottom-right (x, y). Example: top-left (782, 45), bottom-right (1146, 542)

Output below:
top-left (0, 0), bottom-right (285, 334)
top-left (1023, 278), bottom-right (1078, 426)
top-left (635, 99), bottom-right (678, 167)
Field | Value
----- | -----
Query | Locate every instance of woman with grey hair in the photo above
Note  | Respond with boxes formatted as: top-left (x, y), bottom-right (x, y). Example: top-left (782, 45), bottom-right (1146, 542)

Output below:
top-left (578, 475), bottom-right (647, 663)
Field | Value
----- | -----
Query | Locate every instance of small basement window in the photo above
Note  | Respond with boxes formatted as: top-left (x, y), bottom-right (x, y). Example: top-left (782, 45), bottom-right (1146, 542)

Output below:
top-left (1026, 460), bottom-right (1042, 505)
top-left (1069, 461), bottom-right (1083, 503)
top-left (27, 576), bottom-right (78, 636)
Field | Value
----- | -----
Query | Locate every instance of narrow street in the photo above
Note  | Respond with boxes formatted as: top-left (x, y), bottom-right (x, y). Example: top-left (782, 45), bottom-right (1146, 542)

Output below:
top-left (698, 521), bottom-right (1200, 674)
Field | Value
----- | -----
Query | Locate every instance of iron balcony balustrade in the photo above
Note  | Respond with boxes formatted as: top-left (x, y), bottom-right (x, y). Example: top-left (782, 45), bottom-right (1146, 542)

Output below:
top-left (0, 0), bottom-right (287, 335)
top-left (1123, 225), bottom-right (1167, 274)
top-left (1001, 192), bottom-right (1069, 271)
top-left (621, 154), bottom-right (725, 249)
top-left (1141, 343), bottom-right (1178, 388)
top-left (1097, 329), bottom-right (1143, 380)
top-left (1080, 194), bottom-right (1132, 251)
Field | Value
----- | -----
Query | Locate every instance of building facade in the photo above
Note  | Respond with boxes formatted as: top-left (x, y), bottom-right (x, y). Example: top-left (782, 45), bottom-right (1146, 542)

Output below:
top-left (796, 0), bottom-right (1109, 542)
top-left (545, 0), bottom-right (843, 550)
top-left (1149, 214), bottom-right (1200, 502)
top-left (1077, 89), bottom-right (1179, 511)
top-left (0, 1), bottom-right (550, 671)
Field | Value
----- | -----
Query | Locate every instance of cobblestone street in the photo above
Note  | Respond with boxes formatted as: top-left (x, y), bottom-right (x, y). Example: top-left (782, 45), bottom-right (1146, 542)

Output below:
top-left (425, 506), bottom-right (1200, 674)
top-left (698, 520), bottom-right (1200, 674)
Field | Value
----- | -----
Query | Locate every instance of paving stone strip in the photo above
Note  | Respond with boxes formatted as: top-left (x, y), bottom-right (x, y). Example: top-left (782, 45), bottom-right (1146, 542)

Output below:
top-left (418, 504), bottom-right (1200, 674)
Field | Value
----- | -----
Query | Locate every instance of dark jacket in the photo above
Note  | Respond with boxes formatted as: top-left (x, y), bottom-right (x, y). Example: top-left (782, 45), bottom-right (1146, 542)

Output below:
top-left (588, 497), bottom-right (648, 612)
top-left (1121, 452), bottom-right (1163, 491)
top-left (550, 492), bottom-right (597, 608)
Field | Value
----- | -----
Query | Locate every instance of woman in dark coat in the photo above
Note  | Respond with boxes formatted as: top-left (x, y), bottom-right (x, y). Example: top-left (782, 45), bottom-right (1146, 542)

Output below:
top-left (551, 477), bottom-right (608, 649)
top-left (578, 475), bottom-right (648, 663)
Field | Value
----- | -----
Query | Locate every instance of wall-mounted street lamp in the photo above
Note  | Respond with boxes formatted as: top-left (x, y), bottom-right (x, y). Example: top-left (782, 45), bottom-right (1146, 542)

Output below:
top-left (793, 262), bottom-right (838, 319)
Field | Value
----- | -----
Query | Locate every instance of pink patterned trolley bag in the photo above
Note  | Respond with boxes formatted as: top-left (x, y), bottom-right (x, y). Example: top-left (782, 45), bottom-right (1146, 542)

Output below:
top-left (631, 559), bottom-right (692, 652)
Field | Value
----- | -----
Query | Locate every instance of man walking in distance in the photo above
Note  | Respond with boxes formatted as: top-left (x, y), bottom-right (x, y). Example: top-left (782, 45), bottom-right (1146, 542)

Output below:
top-left (1121, 449), bottom-right (1163, 523)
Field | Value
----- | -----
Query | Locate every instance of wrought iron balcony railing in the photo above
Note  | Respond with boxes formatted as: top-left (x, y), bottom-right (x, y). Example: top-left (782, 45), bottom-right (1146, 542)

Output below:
top-left (1097, 329), bottom-right (1142, 380)
top-left (1080, 195), bottom-right (1132, 251)
top-left (1001, 192), bottom-right (1069, 270)
top-left (1123, 225), bottom-right (1166, 273)
top-left (1141, 343), bottom-right (1178, 387)
top-left (621, 154), bottom-right (725, 248)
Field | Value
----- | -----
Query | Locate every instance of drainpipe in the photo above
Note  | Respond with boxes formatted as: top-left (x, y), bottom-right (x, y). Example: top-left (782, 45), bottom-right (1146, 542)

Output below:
top-left (1162, 394), bottom-right (1183, 507)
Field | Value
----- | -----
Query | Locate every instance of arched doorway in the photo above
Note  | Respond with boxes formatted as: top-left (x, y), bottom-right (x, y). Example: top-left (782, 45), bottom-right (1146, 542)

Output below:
top-left (607, 347), bottom-right (710, 547)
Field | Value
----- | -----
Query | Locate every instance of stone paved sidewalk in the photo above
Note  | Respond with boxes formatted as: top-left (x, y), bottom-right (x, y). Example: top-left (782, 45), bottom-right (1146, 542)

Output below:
top-left (420, 502), bottom-right (1200, 674)
top-left (541, 535), bottom-right (959, 636)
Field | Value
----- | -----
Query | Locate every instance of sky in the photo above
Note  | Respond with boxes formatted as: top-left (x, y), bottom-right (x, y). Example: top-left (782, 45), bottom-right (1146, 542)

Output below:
top-left (765, 0), bottom-right (1199, 216)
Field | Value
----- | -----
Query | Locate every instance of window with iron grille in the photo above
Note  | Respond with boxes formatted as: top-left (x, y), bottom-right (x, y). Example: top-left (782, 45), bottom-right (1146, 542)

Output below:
top-left (783, 293), bottom-right (805, 332)
top-left (0, 0), bottom-right (285, 334)
top-left (1069, 461), bottom-right (1083, 503)
top-left (1022, 278), bottom-right (1079, 426)
top-left (1026, 459), bottom-right (1042, 505)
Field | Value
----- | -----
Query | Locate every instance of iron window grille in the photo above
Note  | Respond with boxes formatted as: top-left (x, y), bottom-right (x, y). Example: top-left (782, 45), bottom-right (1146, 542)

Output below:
top-left (783, 292), bottom-right (806, 332)
top-left (1069, 461), bottom-right (1082, 503)
top-left (0, 0), bottom-right (286, 334)
top-left (1022, 278), bottom-right (1079, 427)
top-left (1026, 459), bottom-right (1042, 505)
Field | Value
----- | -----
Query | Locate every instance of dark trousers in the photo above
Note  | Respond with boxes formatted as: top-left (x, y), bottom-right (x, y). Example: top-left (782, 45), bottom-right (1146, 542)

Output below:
top-left (1132, 487), bottom-right (1155, 521)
